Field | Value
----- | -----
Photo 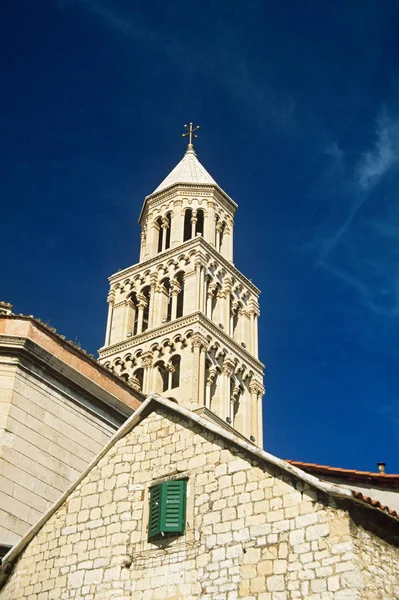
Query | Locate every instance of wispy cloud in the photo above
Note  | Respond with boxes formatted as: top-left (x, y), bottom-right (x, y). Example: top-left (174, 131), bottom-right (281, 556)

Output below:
top-left (318, 109), bottom-right (399, 262)
top-left (355, 110), bottom-right (399, 191)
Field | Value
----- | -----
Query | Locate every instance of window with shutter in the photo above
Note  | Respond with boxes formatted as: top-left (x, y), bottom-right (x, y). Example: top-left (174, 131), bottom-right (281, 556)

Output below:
top-left (148, 479), bottom-right (187, 541)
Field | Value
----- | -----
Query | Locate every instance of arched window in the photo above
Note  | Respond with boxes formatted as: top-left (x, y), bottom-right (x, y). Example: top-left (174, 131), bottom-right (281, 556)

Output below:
top-left (133, 368), bottom-right (144, 391)
top-left (196, 209), bottom-right (204, 236)
top-left (154, 361), bottom-right (168, 393)
top-left (160, 278), bottom-right (172, 323)
top-left (141, 286), bottom-right (151, 332)
top-left (171, 356), bottom-right (181, 389)
top-left (156, 217), bottom-right (163, 253)
top-left (176, 272), bottom-right (185, 318)
top-left (183, 209), bottom-right (193, 241)
top-left (165, 212), bottom-right (171, 250)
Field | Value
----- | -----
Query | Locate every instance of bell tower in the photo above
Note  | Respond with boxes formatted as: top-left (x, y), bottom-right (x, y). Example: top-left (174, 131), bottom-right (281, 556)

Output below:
top-left (98, 125), bottom-right (265, 445)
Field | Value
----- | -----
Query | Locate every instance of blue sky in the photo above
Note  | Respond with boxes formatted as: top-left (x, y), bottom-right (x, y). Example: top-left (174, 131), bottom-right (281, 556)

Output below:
top-left (2, 0), bottom-right (399, 471)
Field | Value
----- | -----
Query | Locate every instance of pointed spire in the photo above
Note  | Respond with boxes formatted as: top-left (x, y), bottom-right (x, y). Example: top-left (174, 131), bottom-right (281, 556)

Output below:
top-left (152, 123), bottom-right (218, 194)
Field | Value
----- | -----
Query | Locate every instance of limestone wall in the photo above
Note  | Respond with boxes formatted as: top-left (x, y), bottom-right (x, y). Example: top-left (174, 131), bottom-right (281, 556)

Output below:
top-left (0, 362), bottom-right (116, 546)
top-left (1, 407), bottom-right (398, 599)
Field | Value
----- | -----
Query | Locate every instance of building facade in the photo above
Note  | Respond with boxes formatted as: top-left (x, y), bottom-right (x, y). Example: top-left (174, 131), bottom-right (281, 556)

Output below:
top-left (98, 138), bottom-right (265, 445)
top-left (0, 312), bottom-right (142, 550)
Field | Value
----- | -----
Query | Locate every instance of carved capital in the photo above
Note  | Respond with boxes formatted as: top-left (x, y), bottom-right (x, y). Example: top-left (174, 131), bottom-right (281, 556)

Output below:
top-left (249, 379), bottom-right (264, 396)
top-left (222, 358), bottom-right (235, 377)
top-left (216, 221), bottom-right (224, 233)
top-left (191, 333), bottom-right (208, 350)
top-left (141, 351), bottom-right (153, 370)
top-left (206, 367), bottom-right (217, 387)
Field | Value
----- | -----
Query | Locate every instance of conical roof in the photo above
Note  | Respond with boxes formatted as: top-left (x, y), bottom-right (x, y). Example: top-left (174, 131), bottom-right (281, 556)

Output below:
top-left (152, 147), bottom-right (217, 194)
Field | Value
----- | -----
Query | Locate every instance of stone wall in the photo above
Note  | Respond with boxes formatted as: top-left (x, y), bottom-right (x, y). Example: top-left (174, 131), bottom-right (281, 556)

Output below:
top-left (0, 362), bottom-right (116, 546)
top-left (1, 406), bottom-right (398, 599)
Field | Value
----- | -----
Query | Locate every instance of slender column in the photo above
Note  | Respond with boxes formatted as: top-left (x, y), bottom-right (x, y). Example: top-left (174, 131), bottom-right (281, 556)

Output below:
top-left (191, 210), bottom-right (197, 239)
top-left (222, 359), bottom-right (234, 420)
top-left (136, 296), bottom-right (146, 334)
top-left (223, 279), bottom-right (232, 332)
top-left (141, 353), bottom-right (153, 394)
top-left (161, 217), bottom-right (169, 252)
top-left (216, 221), bottom-right (223, 252)
top-left (195, 260), bottom-right (204, 311)
top-left (199, 267), bottom-right (205, 313)
top-left (206, 283), bottom-right (217, 319)
top-left (171, 200), bottom-right (183, 246)
top-left (231, 386), bottom-right (240, 423)
top-left (104, 289), bottom-right (115, 345)
top-left (205, 368), bottom-right (216, 409)
top-left (206, 200), bottom-right (216, 247)
top-left (198, 346), bottom-right (206, 406)
top-left (166, 364), bottom-right (175, 390)
top-left (150, 218), bottom-right (159, 257)
top-left (191, 334), bottom-right (207, 405)
top-left (148, 273), bottom-right (158, 328)
top-left (249, 380), bottom-right (264, 446)
top-left (170, 280), bottom-right (180, 320)
top-left (139, 227), bottom-right (146, 262)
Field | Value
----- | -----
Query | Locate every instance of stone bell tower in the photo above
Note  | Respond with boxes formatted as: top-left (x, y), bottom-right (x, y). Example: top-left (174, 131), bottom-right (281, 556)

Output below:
top-left (98, 125), bottom-right (265, 445)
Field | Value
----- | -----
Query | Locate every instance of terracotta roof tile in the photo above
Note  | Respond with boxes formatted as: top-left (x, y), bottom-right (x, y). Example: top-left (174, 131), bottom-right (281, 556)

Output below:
top-left (287, 460), bottom-right (399, 486)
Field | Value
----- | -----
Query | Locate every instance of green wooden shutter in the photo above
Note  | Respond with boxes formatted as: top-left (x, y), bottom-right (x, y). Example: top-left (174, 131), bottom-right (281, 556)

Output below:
top-left (148, 480), bottom-right (187, 540)
top-left (162, 480), bottom-right (187, 534)
top-left (148, 483), bottom-right (162, 540)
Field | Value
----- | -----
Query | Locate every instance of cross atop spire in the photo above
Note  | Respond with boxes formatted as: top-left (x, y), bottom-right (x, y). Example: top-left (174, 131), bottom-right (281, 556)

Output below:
top-left (182, 122), bottom-right (200, 151)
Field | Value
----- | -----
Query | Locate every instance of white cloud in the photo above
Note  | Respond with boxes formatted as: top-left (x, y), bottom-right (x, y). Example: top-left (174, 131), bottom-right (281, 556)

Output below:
top-left (355, 110), bottom-right (399, 191)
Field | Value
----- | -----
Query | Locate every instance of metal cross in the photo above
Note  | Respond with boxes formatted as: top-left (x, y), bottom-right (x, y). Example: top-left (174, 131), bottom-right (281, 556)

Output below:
top-left (182, 122), bottom-right (200, 148)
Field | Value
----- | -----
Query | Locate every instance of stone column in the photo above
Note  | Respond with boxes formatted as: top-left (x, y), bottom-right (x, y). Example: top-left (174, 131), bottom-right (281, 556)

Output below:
top-left (231, 386), bottom-right (240, 423)
top-left (205, 368), bottom-right (216, 409)
top-left (166, 364), bottom-right (176, 391)
top-left (191, 209), bottom-right (197, 239)
top-left (249, 380), bottom-right (264, 446)
top-left (223, 279), bottom-right (232, 332)
top-left (150, 217), bottom-right (159, 257)
top-left (142, 352), bottom-right (153, 394)
top-left (161, 216), bottom-right (169, 252)
top-left (248, 301), bottom-right (260, 358)
top-left (148, 273), bottom-right (158, 328)
top-left (104, 289), bottom-right (115, 346)
top-left (136, 294), bottom-right (146, 334)
top-left (139, 227), bottom-right (146, 262)
top-left (222, 358), bottom-right (234, 420)
top-left (191, 333), bottom-right (207, 405)
top-left (216, 221), bottom-right (223, 252)
top-left (206, 200), bottom-right (216, 247)
top-left (171, 199), bottom-right (183, 247)
top-left (206, 282), bottom-right (217, 319)
top-left (170, 279), bottom-right (181, 320)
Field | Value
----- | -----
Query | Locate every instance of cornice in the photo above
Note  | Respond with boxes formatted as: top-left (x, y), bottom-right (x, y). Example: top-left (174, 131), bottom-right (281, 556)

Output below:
top-left (108, 237), bottom-right (261, 296)
top-left (139, 183), bottom-right (237, 224)
top-left (98, 311), bottom-right (264, 374)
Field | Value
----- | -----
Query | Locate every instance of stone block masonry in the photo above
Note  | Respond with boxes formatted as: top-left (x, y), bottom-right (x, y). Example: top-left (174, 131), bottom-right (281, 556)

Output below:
top-left (1, 404), bottom-right (399, 599)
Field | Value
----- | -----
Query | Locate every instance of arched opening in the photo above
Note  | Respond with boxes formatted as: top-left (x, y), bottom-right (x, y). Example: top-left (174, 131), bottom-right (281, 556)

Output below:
top-left (165, 212), bottom-right (171, 250)
top-left (153, 361), bottom-right (167, 393)
top-left (170, 355), bottom-right (181, 389)
top-left (183, 208), bottom-right (193, 241)
top-left (195, 209), bottom-right (204, 236)
top-left (127, 291), bottom-right (139, 336)
top-left (176, 271), bottom-right (185, 318)
top-left (141, 286), bottom-right (151, 332)
top-left (156, 217), bottom-right (163, 253)
top-left (160, 278), bottom-right (172, 323)
top-left (133, 368), bottom-right (144, 391)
